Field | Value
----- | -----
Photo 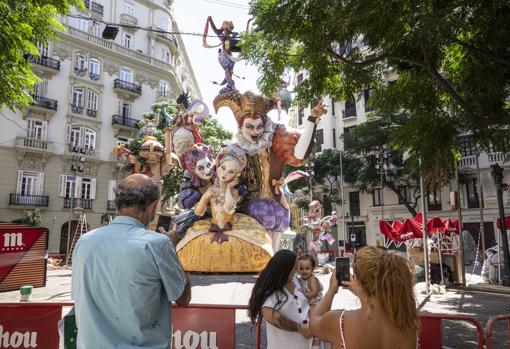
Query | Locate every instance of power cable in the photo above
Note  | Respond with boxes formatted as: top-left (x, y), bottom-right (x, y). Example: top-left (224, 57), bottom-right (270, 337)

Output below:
top-left (202, 0), bottom-right (250, 10)
top-left (1, 111), bottom-right (26, 131)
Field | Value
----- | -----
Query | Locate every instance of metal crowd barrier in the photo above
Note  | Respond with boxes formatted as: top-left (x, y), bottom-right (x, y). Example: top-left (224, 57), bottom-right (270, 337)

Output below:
top-left (486, 314), bottom-right (510, 349)
top-left (418, 313), bottom-right (484, 349)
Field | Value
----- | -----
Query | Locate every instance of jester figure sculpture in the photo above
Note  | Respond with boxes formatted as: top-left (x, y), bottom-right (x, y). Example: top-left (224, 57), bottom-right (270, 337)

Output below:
top-left (213, 90), bottom-right (327, 251)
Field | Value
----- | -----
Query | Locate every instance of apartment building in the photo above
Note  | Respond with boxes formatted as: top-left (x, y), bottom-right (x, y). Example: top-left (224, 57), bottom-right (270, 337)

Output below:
top-left (0, 0), bottom-right (201, 254)
top-left (288, 71), bottom-right (510, 253)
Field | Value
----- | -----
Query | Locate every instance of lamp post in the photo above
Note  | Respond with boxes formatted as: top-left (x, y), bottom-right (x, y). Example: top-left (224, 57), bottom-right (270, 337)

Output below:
top-left (339, 150), bottom-right (346, 256)
top-left (376, 145), bottom-right (388, 220)
top-left (306, 160), bottom-right (315, 202)
top-left (491, 164), bottom-right (510, 286)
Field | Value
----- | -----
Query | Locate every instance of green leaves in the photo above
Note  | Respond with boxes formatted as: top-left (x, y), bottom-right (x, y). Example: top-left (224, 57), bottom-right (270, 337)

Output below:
top-left (245, 0), bottom-right (510, 178)
top-left (0, 0), bottom-right (82, 111)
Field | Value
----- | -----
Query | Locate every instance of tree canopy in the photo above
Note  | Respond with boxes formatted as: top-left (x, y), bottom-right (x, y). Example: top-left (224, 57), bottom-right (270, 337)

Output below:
top-left (342, 114), bottom-right (422, 216)
top-left (244, 0), bottom-right (510, 176)
top-left (0, 0), bottom-right (82, 111)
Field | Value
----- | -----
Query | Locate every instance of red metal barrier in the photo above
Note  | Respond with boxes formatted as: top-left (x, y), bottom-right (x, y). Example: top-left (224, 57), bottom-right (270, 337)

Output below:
top-left (419, 313), bottom-right (484, 349)
top-left (0, 302), bottom-right (261, 349)
top-left (486, 314), bottom-right (510, 349)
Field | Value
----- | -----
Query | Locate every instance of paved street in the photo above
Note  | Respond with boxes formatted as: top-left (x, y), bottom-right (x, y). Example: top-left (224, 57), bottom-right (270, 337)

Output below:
top-left (1, 267), bottom-right (510, 348)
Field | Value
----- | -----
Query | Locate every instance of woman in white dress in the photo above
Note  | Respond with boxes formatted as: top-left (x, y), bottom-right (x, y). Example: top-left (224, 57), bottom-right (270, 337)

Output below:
top-left (248, 250), bottom-right (312, 349)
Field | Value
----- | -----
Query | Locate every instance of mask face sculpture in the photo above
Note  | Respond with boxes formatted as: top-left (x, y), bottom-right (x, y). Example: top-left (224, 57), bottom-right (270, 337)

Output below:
top-left (241, 118), bottom-right (265, 144)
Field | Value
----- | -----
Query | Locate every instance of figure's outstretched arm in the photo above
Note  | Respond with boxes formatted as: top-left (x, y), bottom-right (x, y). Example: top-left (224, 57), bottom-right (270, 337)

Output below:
top-left (294, 100), bottom-right (327, 159)
top-left (207, 16), bottom-right (221, 36)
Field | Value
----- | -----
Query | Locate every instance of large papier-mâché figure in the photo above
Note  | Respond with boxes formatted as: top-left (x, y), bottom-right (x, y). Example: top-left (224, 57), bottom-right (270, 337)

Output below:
top-left (176, 145), bottom-right (273, 272)
top-left (213, 90), bottom-right (326, 251)
top-left (172, 143), bottom-right (215, 240)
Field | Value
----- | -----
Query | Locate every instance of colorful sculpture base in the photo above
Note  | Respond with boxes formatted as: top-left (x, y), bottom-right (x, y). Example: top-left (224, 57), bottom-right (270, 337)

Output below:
top-left (176, 214), bottom-right (273, 272)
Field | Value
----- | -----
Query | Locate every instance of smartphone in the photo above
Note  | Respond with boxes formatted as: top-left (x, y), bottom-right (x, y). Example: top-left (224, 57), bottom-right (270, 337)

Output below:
top-left (336, 257), bottom-right (351, 286)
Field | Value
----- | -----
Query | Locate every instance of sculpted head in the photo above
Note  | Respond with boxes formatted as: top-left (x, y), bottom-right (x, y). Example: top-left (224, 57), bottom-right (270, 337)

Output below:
top-left (183, 143), bottom-right (214, 186)
top-left (215, 145), bottom-right (247, 183)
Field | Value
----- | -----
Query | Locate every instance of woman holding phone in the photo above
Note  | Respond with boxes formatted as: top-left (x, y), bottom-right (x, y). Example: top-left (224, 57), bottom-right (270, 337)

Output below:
top-left (248, 250), bottom-right (313, 349)
top-left (310, 246), bottom-right (419, 349)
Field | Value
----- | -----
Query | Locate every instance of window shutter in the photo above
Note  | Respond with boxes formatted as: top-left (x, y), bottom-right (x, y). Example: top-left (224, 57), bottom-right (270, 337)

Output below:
top-left (16, 170), bottom-right (24, 194)
top-left (37, 172), bottom-right (44, 195)
top-left (58, 175), bottom-right (67, 197)
top-left (27, 119), bottom-right (33, 137)
top-left (66, 124), bottom-right (71, 144)
top-left (42, 121), bottom-right (48, 139)
top-left (108, 180), bottom-right (116, 201)
top-left (90, 178), bottom-right (97, 199)
top-left (74, 176), bottom-right (82, 198)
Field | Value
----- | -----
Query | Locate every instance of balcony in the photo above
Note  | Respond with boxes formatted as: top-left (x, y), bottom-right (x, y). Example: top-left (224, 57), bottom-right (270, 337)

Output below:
top-left (74, 67), bottom-right (87, 77)
top-left (62, 25), bottom-right (176, 76)
top-left (9, 193), bottom-right (49, 208)
top-left (67, 144), bottom-right (96, 158)
top-left (71, 104), bottom-right (84, 114)
top-left (157, 32), bottom-right (179, 50)
top-left (90, 1), bottom-right (103, 15)
top-left (459, 155), bottom-right (476, 170)
top-left (86, 109), bottom-right (97, 118)
top-left (16, 136), bottom-right (53, 153)
top-left (114, 79), bottom-right (142, 99)
top-left (488, 152), bottom-right (507, 165)
top-left (120, 13), bottom-right (137, 26)
top-left (107, 200), bottom-right (116, 211)
top-left (26, 54), bottom-right (60, 76)
top-left (63, 198), bottom-right (92, 209)
top-left (112, 114), bottom-right (139, 128)
top-left (89, 72), bottom-right (100, 81)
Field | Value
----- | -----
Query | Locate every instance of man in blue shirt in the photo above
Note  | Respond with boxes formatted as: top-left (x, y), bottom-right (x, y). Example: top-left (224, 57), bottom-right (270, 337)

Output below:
top-left (72, 174), bottom-right (191, 349)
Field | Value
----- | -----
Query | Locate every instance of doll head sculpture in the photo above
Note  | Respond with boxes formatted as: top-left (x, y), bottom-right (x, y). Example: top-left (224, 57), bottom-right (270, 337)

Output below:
top-left (183, 143), bottom-right (214, 187)
top-left (215, 145), bottom-right (247, 183)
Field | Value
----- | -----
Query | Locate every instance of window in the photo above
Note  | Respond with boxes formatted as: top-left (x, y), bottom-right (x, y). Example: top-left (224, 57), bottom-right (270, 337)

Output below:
top-left (349, 191), bottom-right (360, 216)
top-left (58, 176), bottom-right (96, 200)
top-left (92, 22), bottom-right (102, 37)
top-left (364, 88), bottom-right (373, 112)
top-left (33, 80), bottom-right (47, 97)
top-left (332, 128), bottom-right (336, 148)
top-left (161, 48), bottom-right (171, 63)
top-left (27, 119), bottom-right (47, 139)
top-left (72, 87), bottom-right (84, 108)
top-left (120, 101), bottom-right (131, 117)
top-left (76, 18), bottom-right (88, 32)
top-left (17, 170), bottom-right (44, 196)
top-left (398, 186), bottom-right (412, 204)
top-left (84, 128), bottom-right (96, 150)
top-left (120, 67), bottom-right (133, 82)
top-left (343, 126), bottom-right (356, 135)
top-left (123, 2), bottom-right (134, 15)
top-left (297, 107), bottom-right (304, 125)
top-left (466, 178), bottom-right (481, 209)
top-left (159, 80), bottom-right (168, 97)
top-left (331, 97), bottom-right (336, 116)
top-left (459, 135), bottom-right (475, 157)
top-left (344, 96), bottom-right (356, 118)
top-left (37, 41), bottom-right (49, 57)
top-left (117, 137), bottom-right (129, 146)
top-left (74, 54), bottom-right (86, 75)
top-left (315, 129), bottom-right (324, 153)
top-left (86, 90), bottom-right (98, 117)
top-left (68, 126), bottom-right (82, 147)
top-left (372, 188), bottom-right (382, 206)
top-left (427, 189), bottom-right (442, 211)
top-left (123, 33), bottom-right (132, 49)
top-left (88, 58), bottom-right (100, 80)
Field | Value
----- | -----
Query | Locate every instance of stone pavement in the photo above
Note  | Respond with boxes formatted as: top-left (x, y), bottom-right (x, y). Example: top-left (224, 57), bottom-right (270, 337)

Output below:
top-left (1, 268), bottom-right (510, 348)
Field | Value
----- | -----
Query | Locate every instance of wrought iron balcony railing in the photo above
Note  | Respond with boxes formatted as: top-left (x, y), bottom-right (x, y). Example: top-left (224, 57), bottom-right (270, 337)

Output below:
top-left (114, 79), bottom-right (142, 94)
top-left (26, 55), bottom-right (60, 70)
top-left (112, 114), bottom-right (139, 128)
top-left (63, 198), bottom-right (93, 209)
top-left (9, 193), bottom-right (49, 207)
top-left (31, 94), bottom-right (58, 110)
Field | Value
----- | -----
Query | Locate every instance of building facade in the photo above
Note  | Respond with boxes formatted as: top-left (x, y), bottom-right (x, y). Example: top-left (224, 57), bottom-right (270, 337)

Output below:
top-left (288, 71), bottom-right (510, 253)
top-left (0, 0), bottom-right (201, 255)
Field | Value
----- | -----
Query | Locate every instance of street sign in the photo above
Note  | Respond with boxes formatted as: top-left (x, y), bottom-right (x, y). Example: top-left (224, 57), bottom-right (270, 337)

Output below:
top-left (350, 233), bottom-right (356, 241)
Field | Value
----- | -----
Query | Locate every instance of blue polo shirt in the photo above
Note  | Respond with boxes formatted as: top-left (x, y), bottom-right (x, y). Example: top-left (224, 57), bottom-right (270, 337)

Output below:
top-left (72, 216), bottom-right (186, 349)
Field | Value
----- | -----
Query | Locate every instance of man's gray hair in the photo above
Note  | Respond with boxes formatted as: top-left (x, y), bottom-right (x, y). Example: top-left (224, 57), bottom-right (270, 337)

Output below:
top-left (114, 179), bottom-right (161, 212)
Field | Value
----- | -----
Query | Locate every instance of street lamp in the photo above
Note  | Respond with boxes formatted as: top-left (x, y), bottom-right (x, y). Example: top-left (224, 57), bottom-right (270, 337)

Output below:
top-left (375, 145), bottom-right (388, 220)
top-left (306, 160), bottom-right (315, 202)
